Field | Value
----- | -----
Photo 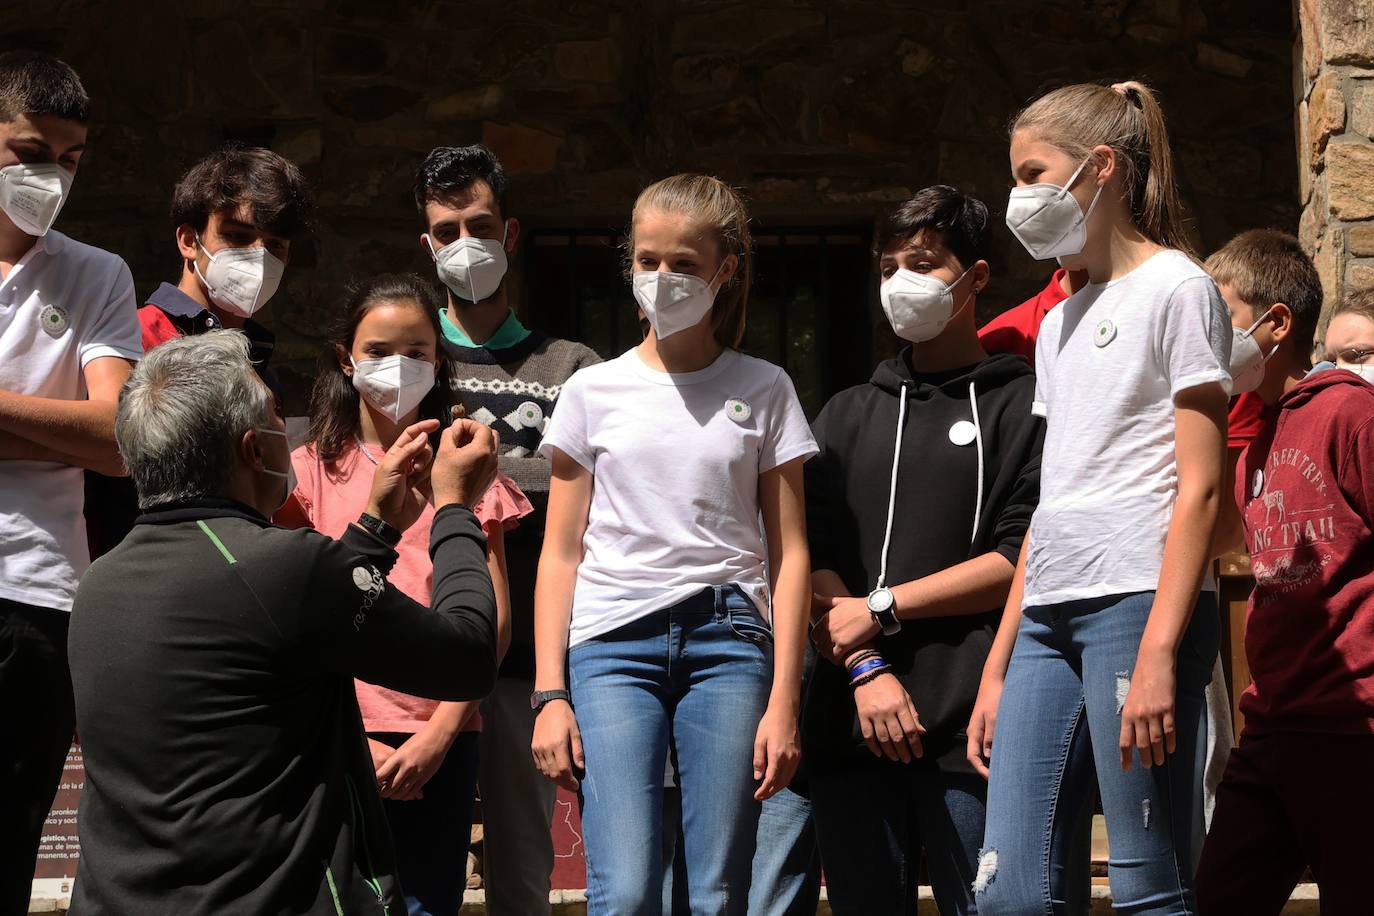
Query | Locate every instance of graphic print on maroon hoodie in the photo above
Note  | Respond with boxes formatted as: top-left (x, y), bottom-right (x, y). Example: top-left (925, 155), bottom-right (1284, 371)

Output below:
top-left (1236, 368), bottom-right (1374, 734)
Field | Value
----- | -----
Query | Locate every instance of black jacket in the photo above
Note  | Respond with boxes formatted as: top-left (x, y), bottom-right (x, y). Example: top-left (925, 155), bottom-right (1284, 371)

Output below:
top-left (802, 350), bottom-right (1044, 776)
top-left (67, 499), bottom-right (498, 915)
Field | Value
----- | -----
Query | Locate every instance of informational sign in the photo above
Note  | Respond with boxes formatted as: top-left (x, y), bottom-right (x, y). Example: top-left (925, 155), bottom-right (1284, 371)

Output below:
top-left (31, 742), bottom-right (81, 907)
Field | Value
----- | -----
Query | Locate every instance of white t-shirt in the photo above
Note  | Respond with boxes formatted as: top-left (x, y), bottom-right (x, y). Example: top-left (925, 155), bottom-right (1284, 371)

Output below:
top-left (0, 231), bottom-right (141, 612)
top-left (1024, 249), bottom-right (1230, 609)
top-left (539, 347), bottom-right (818, 647)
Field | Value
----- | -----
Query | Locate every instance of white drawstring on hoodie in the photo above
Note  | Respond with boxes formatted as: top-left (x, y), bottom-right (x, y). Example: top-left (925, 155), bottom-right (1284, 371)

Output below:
top-left (873, 380), bottom-right (985, 592)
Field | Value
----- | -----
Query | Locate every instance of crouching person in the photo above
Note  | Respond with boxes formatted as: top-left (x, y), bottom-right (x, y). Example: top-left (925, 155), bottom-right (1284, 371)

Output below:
top-left (67, 330), bottom-right (500, 915)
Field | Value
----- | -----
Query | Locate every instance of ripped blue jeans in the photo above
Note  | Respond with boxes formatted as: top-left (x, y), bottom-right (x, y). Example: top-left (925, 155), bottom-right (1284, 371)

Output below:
top-left (978, 591), bottom-right (1219, 916)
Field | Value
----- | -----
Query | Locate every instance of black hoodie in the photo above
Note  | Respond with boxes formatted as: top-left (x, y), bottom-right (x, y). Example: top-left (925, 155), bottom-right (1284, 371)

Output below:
top-left (802, 349), bottom-right (1044, 776)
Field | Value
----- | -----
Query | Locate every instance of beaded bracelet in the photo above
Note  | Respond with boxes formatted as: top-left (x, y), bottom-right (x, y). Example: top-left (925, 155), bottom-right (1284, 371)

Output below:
top-left (846, 649), bottom-right (882, 669)
top-left (849, 666), bottom-right (892, 689)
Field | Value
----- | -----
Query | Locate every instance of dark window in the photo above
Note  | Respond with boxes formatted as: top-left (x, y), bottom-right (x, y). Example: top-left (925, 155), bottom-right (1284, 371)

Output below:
top-left (522, 226), bottom-right (874, 417)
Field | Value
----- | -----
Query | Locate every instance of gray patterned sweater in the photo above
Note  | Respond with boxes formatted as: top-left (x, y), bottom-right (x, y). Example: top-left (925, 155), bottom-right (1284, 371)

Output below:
top-left (444, 330), bottom-right (602, 677)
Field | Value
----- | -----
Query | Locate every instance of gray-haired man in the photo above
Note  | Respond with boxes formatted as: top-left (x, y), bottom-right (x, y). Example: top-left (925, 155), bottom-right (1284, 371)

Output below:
top-left (67, 331), bottom-right (500, 915)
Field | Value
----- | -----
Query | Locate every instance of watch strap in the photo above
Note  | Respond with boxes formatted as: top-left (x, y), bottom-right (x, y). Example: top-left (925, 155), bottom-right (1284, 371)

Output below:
top-left (356, 512), bottom-right (402, 549)
top-left (530, 689), bottom-right (572, 713)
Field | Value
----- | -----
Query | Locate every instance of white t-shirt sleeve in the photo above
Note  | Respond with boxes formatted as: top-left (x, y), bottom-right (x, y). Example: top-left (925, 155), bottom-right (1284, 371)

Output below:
top-left (79, 258), bottom-right (142, 367)
top-left (1031, 319), bottom-right (1054, 418)
top-left (759, 369), bottom-right (818, 473)
top-left (1158, 275), bottom-right (1232, 398)
top-left (537, 371), bottom-right (594, 471)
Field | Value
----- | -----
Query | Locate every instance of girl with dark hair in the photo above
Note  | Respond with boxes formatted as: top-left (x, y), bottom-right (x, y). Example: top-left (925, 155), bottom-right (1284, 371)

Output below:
top-left (275, 273), bottom-right (530, 916)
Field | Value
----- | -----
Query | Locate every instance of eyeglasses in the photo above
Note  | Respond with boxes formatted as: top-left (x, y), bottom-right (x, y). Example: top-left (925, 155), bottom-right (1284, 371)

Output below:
top-left (1333, 346), bottom-right (1374, 365)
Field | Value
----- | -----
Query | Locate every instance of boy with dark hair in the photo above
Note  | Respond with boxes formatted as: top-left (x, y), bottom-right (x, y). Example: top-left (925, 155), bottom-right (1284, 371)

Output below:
top-left (414, 143), bottom-right (599, 915)
top-left (85, 145), bottom-right (314, 556)
top-left (0, 51), bottom-right (141, 915)
top-left (804, 186), bottom-right (1043, 915)
top-left (1195, 231), bottom-right (1374, 914)
top-left (142, 144), bottom-right (313, 381)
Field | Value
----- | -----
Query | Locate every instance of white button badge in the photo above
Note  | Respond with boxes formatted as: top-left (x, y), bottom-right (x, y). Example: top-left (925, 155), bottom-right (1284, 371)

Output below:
top-left (725, 397), bottom-right (751, 423)
top-left (1252, 469), bottom-right (1264, 498)
top-left (948, 419), bottom-right (977, 446)
top-left (516, 401), bottom-right (545, 429)
top-left (1094, 319), bottom-right (1117, 348)
top-left (40, 304), bottom-right (69, 337)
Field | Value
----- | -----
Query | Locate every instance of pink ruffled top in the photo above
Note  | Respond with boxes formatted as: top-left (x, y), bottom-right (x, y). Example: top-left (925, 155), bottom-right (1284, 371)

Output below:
top-left (285, 440), bottom-right (531, 734)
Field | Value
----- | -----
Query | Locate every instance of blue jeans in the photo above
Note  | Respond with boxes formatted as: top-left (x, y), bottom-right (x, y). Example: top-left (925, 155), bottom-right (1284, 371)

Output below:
top-left (811, 758), bottom-right (987, 915)
top-left (372, 730), bottom-right (481, 916)
top-left (979, 591), bottom-right (1219, 916)
top-left (570, 585), bottom-right (773, 915)
top-left (662, 786), bottom-right (821, 916)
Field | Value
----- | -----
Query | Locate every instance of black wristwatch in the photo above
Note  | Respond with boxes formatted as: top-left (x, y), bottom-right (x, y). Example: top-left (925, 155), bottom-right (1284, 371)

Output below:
top-left (867, 586), bottom-right (901, 636)
top-left (355, 512), bottom-right (402, 548)
top-left (530, 689), bottom-right (572, 714)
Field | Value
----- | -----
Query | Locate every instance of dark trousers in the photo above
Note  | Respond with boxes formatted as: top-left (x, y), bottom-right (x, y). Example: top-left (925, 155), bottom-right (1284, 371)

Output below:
top-left (1197, 730), bottom-right (1374, 916)
top-left (810, 757), bottom-right (987, 916)
top-left (0, 600), bottom-right (75, 916)
top-left (373, 730), bottom-right (481, 916)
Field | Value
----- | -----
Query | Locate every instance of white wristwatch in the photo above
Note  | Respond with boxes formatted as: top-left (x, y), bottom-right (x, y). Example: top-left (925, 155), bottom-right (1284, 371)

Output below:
top-left (867, 586), bottom-right (900, 636)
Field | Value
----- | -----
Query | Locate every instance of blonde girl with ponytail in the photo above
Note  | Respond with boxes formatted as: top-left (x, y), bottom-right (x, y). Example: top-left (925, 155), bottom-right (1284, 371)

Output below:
top-left (968, 82), bottom-right (1231, 914)
top-left (529, 175), bottom-right (815, 913)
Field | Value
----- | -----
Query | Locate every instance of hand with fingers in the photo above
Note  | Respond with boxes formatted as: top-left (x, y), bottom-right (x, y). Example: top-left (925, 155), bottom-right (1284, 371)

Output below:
top-left (531, 698), bottom-right (584, 792)
top-left (365, 419), bottom-right (440, 533)
top-left (374, 729), bottom-right (451, 801)
top-left (432, 418), bottom-right (499, 510)
top-left (1119, 646), bottom-right (1178, 771)
top-left (966, 676), bottom-right (1003, 778)
top-left (810, 595), bottom-right (881, 665)
top-left (854, 672), bottom-right (925, 763)
top-left (752, 702), bottom-right (801, 801)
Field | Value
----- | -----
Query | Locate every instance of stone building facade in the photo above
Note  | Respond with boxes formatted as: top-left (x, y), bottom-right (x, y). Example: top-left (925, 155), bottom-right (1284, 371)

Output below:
top-left (4, 0), bottom-right (1300, 411)
top-left (1298, 0), bottom-right (1374, 325)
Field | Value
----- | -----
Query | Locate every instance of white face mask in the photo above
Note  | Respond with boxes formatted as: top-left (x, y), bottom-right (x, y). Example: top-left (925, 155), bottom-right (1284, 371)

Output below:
top-left (350, 354), bottom-right (436, 423)
top-left (1005, 157), bottom-right (1104, 261)
top-left (1228, 308), bottom-right (1277, 395)
top-left (254, 426), bottom-right (295, 513)
top-left (429, 226), bottom-right (509, 303)
top-left (195, 240), bottom-right (285, 319)
top-left (0, 163), bottom-right (73, 237)
top-left (1336, 359), bottom-right (1374, 384)
top-left (880, 265), bottom-right (974, 343)
top-left (632, 261), bottom-right (726, 341)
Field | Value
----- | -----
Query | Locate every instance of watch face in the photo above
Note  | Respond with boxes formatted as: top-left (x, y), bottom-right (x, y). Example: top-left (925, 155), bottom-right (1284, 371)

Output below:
top-left (867, 588), bottom-right (894, 614)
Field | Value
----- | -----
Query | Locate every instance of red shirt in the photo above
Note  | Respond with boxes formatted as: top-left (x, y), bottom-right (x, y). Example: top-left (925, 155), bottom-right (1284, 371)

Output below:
top-left (1236, 369), bottom-right (1374, 734)
top-left (977, 269), bottom-right (1070, 366)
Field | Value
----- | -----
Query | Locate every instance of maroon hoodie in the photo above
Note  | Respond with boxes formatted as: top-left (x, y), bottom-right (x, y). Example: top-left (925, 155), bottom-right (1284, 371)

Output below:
top-left (1236, 368), bottom-right (1374, 734)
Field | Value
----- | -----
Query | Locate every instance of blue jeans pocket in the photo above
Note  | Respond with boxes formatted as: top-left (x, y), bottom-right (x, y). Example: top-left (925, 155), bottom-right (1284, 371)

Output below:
top-left (725, 601), bottom-right (773, 645)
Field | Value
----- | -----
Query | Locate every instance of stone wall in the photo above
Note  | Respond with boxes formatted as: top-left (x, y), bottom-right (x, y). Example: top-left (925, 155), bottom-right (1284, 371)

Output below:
top-left (2, 0), bottom-right (1299, 409)
top-left (1297, 0), bottom-right (1374, 329)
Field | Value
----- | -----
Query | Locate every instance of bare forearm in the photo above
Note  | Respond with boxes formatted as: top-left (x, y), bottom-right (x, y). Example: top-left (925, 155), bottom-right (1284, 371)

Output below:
top-left (0, 431), bottom-right (125, 476)
top-left (982, 540), bottom-right (1029, 683)
top-left (891, 552), bottom-right (1015, 622)
top-left (0, 391), bottom-right (122, 468)
top-left (486, 530), bottom-right (513, 661)
top-left (533, 558), bottom-right (577, 691)
top-left (769, 553), bottom-right (810, 707)
top-left (421, 701), bottom-right (476, 745)
top-left (1145, 485), bottom-right (1219, 655)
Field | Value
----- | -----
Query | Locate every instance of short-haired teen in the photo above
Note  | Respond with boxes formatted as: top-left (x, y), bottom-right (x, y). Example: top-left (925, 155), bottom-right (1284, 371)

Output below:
top-left (86, 144), bottom-right (315, 556)
top-left (0, 51), bottom-right (141, 913)
top-left (1195, 248), bottom-right (1374, 914)
top-left (531, 174), bottom-right (814, 913)
top-left (804, 186), bottom-right (1043, 915)
top-left (413, 143), bottom-right (600, 915)
top-left (972, 81), bottom-right (1231, 914)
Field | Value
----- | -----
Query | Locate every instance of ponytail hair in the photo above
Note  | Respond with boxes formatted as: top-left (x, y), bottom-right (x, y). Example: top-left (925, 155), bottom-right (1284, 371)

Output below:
top-left (1011, 80), bottom-right (1194, 258)
top-left (628, 173), bottom-right (753, 349)
top-left (306, 273), bottom-right (457, 464)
